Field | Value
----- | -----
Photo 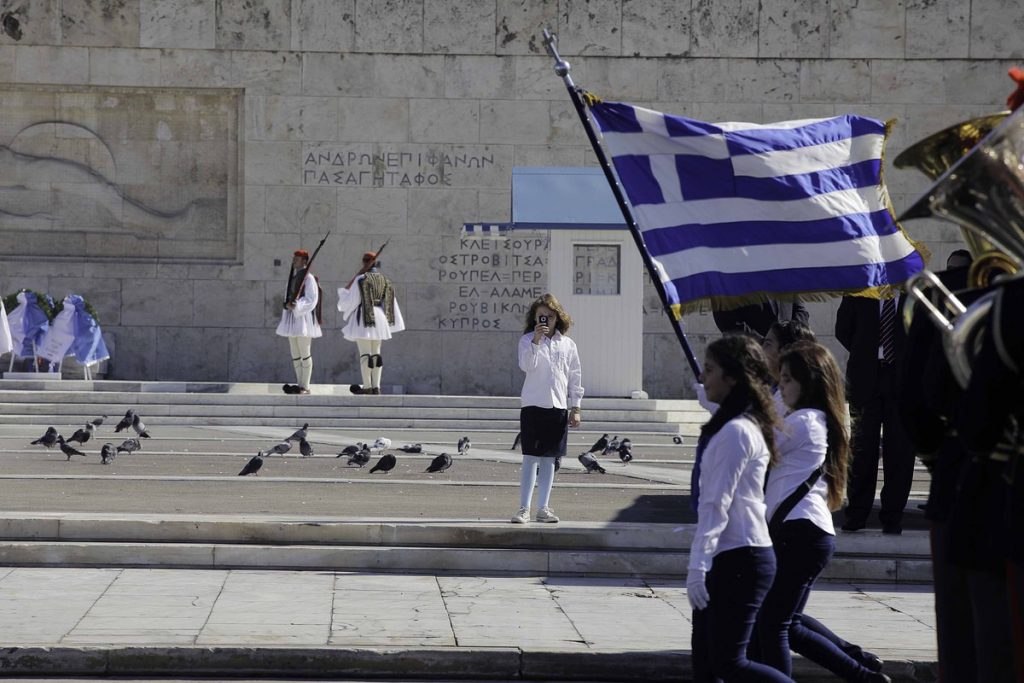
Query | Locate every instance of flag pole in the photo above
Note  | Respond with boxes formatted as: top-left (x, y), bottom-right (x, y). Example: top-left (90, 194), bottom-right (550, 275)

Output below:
top-left (541, 29), bottom-right (701, 379)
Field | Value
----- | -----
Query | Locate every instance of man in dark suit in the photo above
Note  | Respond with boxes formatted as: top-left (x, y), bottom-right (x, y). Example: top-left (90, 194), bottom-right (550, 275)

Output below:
top-left (713, 298), bottom-right (808, 338)
top-left (835, 292), bottom-right (914, 534)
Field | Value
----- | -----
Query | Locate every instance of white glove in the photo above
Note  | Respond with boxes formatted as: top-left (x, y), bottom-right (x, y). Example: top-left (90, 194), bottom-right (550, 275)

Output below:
top-left (686, 567), bottom-right (709, 611)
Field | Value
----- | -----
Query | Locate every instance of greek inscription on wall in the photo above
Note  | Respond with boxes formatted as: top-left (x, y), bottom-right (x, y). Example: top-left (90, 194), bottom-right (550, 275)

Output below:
top-left (302, 143), bottom-right (507, 189)
top-left (436, 231), bottom-right (549, 332)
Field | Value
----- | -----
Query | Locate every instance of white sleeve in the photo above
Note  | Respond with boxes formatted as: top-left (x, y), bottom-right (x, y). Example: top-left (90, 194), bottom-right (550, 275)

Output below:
top-left (518, 334), bottom-right (539, 372)
top-left (688, 421), bottom-right (755, 572)
top-left (336, 282), bottom-right (360, 318)
top-left (566, 339), bottom-right (584, 408)
top-left (693, 382), bottom-right (719, 413)
top-left (292, 273), bottom-right (319, 316)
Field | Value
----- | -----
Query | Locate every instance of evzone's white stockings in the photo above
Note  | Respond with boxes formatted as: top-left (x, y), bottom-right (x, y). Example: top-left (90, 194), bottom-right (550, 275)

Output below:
top-left (356, 338), bottom-right (383, 389)
top-left (519, 454), bottom-right (555, 510)
top-left (288, 336), bottom-right (313, 388)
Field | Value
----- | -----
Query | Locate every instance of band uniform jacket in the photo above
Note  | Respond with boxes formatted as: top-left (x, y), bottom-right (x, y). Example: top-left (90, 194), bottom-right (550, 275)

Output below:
top-left (834, 294), bottom-right (907, 407)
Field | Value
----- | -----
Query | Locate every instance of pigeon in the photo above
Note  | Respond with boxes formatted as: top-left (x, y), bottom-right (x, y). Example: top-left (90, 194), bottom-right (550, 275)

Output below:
top-left (58, 436), bottom-right (87, 461)
top-left (116, 438), bottom-right (142, 454)
top-left (67, 424), bottom-right (94, 445)
top-left (398, 443), bottom-right (422, 453)
top-left (511, 432), bottom-right (522, 450)
top-left (603, 435), bottom-right (620, 455)
top-left (90, 415), bottom-right (108, 428)
top-left (286, 423), bottom-right (309, 442)
top-left (100, 443), bottom-right (116, 465)
top-left (586, 434), bottom-right (609, 454)
top-left (369, 453), bottom-right (397, 473)
top-left (238, 452), bottom-right (264, 476)
top-left (335, 443), bottom-right (364, 458)
top-left (372, 437), bottom-right (392, 451)
top-left (425, 453), bottom-right (453, 473)
top-left (347, 445), bottom-right (372, 468)
top-left (114, 410), bottom-right (136, 433)
top-left (617, 439), bottom-right (633, 464)
top-left (578, 452), bottom-right (607, 474)
top-left (672, 435), bottom-right (683, 445)
top-left (131, 413), bottom-right (151, 438)
top-left (31, 427), bottom-right (60, 449)
top-left (457, 436), bottom-right (471, 455)
top-left (299, 438), bottom-right (314, 457)
top-left (267, 441), bottom-right (292, 456)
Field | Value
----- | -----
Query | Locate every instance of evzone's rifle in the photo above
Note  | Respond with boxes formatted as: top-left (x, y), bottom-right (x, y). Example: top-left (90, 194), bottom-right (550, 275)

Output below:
top-left (284, 231), bottom-right (331, 309)
top-left (346, 238), bottom-right (391, 289)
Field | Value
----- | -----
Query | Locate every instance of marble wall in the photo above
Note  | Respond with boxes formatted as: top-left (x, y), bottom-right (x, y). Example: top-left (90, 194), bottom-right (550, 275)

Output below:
top-left (0, 0), bottom-right (1020, 396)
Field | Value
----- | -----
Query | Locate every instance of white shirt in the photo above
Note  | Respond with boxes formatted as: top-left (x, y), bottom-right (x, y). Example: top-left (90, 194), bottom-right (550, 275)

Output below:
top-left (688, 416), bottom-right (773, 573)
top-left (518, 331), bottom-right (584, 409)
top-left (766, 408), bottom-right (835, 535)
top-left (275, 272), bottom-right (322, 338)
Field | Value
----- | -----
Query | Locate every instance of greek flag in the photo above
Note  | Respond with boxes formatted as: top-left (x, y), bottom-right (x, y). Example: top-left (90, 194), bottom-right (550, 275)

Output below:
top-left (588, 101), bottom-right (926, 317)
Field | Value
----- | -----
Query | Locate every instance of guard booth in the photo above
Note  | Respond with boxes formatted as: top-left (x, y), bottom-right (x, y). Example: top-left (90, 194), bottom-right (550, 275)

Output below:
top-left (512, 167), bottom-right (643, 398)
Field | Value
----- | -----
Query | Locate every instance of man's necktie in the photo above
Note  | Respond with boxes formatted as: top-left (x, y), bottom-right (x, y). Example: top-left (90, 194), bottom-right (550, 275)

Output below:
top-left (880, 298), bottom-right (897, 363)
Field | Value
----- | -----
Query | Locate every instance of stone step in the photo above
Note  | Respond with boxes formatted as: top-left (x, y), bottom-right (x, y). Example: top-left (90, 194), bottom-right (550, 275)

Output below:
top-left (0, 514), bottom-right (932, 583)
top-left (0, 414), bottom-right (694, 434)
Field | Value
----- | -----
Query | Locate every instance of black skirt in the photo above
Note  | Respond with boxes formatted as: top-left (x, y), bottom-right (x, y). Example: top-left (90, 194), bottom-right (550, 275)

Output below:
top-left (520, 406), bottom-right (568, 458)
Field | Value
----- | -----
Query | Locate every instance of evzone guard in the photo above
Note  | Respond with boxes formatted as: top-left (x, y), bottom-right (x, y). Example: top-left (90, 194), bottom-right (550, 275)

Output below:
top-left (276, 244), bottom-right (325, 395)
top-left (337, 245), bottom-right (405, 395)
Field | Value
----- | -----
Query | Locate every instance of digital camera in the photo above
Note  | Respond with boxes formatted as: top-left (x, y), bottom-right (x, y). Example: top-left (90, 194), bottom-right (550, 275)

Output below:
top-left (538, 315), bottom-right (548, 324)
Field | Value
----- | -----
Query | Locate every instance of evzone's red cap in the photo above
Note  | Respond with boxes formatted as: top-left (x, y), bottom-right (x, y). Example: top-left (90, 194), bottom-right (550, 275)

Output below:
top-left (362, 251), bottom-right (377, 263)
top-left (294, 249), bottom-right (310, 259)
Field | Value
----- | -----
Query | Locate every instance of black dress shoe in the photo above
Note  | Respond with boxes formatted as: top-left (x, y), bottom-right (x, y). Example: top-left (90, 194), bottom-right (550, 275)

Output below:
top-left (860, 651), bottom-right (884, 672)
top-left (841, 520), bottom-right (866, 532)
top-left (882, 523), bottom-right (902, 535)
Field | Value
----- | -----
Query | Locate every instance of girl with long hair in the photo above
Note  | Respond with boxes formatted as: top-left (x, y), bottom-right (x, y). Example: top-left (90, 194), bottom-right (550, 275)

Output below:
top-left (688, 335), bottom-right (793, 682)
top-left (511, 293), bottom-right (583, 524)
top-left (756, 341), bottom-right (890, 682)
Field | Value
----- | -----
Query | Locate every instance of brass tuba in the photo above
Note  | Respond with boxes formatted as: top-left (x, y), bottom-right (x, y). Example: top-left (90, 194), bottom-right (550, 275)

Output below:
top-left (894, 111), bottom-right (1021, 286)
top-left (897, 107), bottom-right (1024, 387)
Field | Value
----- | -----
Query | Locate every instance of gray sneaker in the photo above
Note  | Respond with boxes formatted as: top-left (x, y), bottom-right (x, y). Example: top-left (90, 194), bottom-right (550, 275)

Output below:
top-left (511, 507), bottom-right (530, 524)
top-left (536, 507), bottom-right (559, 523)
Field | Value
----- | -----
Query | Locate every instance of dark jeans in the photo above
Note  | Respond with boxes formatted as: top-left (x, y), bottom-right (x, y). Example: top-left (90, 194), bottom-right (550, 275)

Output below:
top-left (692, 546), bottom-right (793, 682)
top-left (756, 520), bottom-right (872, 681)
top-left (846, 364), bottom-right (915, 526)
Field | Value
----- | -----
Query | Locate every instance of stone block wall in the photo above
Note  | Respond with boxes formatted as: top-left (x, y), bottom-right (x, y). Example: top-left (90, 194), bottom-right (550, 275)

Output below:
top-left (0, 0), bottom-right (1020, 396)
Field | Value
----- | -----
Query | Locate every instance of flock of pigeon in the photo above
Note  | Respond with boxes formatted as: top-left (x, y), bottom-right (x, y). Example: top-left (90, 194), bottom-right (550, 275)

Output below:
top-left (574, 433), bottom-right (633, 475)
top-left (29, 410), bottom-right (149, 464)
top-left (236, 427), bottom-right (474, 477)
top-left (30, 417), bottom-right (647, 477)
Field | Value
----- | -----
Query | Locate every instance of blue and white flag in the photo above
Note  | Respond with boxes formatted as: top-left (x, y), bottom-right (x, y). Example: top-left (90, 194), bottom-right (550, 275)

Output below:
top-left (588, 101), bottom-right (926, 317)
top-left (6, 291), bottom-right (49, 358)
top-left (69, 295), bottom-right (109, 365)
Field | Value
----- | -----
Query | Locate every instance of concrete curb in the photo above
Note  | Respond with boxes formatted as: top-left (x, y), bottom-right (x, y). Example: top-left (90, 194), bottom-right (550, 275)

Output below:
top-left (0, 645), bottom-right (938, 681)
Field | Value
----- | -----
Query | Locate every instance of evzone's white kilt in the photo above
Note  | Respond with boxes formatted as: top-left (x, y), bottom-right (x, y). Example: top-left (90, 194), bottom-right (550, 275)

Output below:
top-left (340, 304), bottom-right (405, 341)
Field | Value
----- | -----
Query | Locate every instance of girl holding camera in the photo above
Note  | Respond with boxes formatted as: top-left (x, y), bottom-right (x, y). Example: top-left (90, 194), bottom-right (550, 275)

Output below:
top-left (512, 294), bottom-right (583, 524)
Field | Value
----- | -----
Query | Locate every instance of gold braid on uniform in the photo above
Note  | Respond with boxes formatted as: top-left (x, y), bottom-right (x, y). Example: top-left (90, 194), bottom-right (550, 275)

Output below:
top-left (358, 272), bottom-right (395, 327)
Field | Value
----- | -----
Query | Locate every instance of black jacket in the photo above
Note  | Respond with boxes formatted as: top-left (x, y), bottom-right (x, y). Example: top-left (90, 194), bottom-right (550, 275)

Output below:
top-left (834, 294), bottom-right (906, 406)
top-left (712, 299), bottom-right (809, 338)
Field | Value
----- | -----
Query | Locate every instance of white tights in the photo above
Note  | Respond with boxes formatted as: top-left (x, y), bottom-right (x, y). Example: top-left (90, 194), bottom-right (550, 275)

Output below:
top-left (288, 336), bottom-right (312, 388)
top-left (519, 454), bottom-right (556, 509)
